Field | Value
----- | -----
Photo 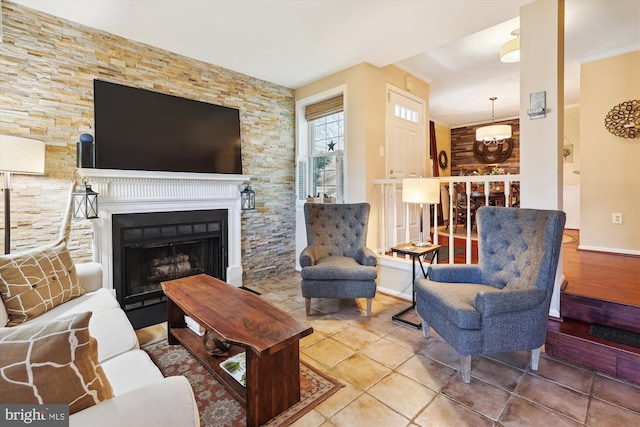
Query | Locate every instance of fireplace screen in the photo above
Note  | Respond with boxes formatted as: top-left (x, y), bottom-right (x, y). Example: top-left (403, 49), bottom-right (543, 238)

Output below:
top-left (112, 209), bottom-right (227, 328)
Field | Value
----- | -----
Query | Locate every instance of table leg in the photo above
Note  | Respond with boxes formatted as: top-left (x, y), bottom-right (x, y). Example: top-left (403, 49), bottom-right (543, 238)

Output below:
top-left (166, 297), bottom-right (185, 345)
top-left (245, 342), bottom-right (301, 427)
top-left (392, 254), bottom-right (422, 330)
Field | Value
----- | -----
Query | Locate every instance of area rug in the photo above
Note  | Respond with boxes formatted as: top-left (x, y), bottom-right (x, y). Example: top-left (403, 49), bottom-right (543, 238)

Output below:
top-left (142, 340), bottom-right (343, 427)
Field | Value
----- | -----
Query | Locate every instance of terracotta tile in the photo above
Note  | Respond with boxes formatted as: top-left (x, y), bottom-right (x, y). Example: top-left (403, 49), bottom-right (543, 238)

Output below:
top-left (419, 338), bottom-right (462, 370)
top-left (517, 373), bottom-right (588, 422)
top-left (360, 337), bottom-right (415, 369)
top-left (485, 350), bottom-right (531, 370)
top-left (290, 409), bottom-right (326, 427)
top-left (396, 354), bottom-right (456, 392)
top-left (414, 395), bottom-right (494, 427)
top-left (501, 396), bottom-right (583, 427)
top-left (368, 372), bottom-right (437, 419)
top-left (332, 326), bottom-right (381, 351)
top-left (305, 315), bottom-right (354, 335)
top-left (302, 337), bottom-right (355, 368)
top-left (353, 314), bottom-right (401, 337)
top-left (384, 324), bottom-right (429, 352)
top-left (592, 374), bottom-right (640, 413)
top-left (300, 330), bottom-right (326, 349)
top-left (316, 381), bottom-right (362, 419)
top-left (442, 376), bottom-right (511, 421)
top-left (587, 398), bottom-right (640, 427)
top-left (331, 393), bottom-right (409, 427)
top-left (534, 355), bottom-right (594, 393)
top-left (470, 356), bottom-right (525, 392)
top-left (330, 353), bottom-right (391, 391)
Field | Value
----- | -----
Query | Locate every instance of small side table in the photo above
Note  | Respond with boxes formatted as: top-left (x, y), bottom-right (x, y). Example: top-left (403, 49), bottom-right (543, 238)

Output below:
top-left (391, 243), bottom-right (441, 329)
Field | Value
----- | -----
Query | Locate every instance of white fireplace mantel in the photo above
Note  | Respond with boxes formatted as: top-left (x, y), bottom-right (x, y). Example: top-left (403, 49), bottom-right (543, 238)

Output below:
top-left (78, 168), bottom-right (251, 291)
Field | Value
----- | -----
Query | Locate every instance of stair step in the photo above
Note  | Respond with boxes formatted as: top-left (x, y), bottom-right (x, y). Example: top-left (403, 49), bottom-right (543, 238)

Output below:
top-left (560, 290), bottom-right (640, 334)
top-left (546, 319), bottom-right (640, 385)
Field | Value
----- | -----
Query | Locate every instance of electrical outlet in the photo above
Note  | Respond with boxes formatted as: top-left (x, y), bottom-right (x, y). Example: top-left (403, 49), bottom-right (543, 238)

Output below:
top-left (612, 213), bottom-right (623, 224)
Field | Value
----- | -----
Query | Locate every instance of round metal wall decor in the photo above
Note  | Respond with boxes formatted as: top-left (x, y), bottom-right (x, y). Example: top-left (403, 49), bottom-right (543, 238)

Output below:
top-left (604, 99), bottom-right (639, 139)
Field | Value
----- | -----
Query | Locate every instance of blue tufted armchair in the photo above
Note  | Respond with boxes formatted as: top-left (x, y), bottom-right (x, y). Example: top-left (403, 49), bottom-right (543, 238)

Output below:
top-left (415, 206), bottom-right (566, 383)
top-left (299, 203), bottom-right (377, 316)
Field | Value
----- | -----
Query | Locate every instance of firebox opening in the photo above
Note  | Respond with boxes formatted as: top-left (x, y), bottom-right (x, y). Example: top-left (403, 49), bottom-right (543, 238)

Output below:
top-left (113, 209), bottom-right (227, 329)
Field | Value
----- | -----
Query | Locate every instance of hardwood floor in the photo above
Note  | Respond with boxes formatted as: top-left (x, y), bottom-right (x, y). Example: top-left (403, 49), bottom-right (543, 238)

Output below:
top-left (561, 229), bottom-right (640, 307)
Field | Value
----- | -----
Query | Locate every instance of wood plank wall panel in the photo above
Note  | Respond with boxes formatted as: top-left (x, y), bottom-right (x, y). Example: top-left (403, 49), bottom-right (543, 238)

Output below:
top-left (450, 119), bottom-right (520, 176)
top-left (0, 2), bottom-right (295, 281)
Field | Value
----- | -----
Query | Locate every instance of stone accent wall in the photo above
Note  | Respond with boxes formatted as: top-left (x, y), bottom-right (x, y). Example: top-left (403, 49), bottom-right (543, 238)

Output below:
top-left (450, 118), bottom-right (520, 176)
top-left (0, 1), bottom-right (296, 281)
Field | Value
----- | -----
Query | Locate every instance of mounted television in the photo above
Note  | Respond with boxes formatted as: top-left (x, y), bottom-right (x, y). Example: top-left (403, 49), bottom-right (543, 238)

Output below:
top-left (93, 80), bottom-right (242, 174)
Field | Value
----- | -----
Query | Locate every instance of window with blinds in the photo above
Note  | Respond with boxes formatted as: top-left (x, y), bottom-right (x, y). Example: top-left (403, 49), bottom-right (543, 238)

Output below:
top-left (297, 95), bottom-right (345, 203)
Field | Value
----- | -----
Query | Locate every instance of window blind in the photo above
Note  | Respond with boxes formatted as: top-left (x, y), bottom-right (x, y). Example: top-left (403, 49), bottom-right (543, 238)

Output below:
top-left (305, 95), bottom-right (344, 121)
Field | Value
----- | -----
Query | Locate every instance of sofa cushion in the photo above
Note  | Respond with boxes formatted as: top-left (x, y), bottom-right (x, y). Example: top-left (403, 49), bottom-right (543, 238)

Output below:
top-left (100, 350), bottom-right (164, 395)
top-left (90, 308), bottom-right (140, 362)
top-left (0, 240), bottom-right (85, 326)
top-left (0, 311), bottom-right (114, 414)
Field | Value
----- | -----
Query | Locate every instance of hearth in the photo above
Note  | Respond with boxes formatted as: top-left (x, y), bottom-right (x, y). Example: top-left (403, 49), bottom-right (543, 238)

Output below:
top-left (113, 209), bottom-right (227, 329)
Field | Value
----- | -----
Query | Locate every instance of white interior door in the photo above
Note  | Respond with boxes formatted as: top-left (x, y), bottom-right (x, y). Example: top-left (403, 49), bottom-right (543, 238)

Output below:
top-left (385, 87), bottom-right (427, 246)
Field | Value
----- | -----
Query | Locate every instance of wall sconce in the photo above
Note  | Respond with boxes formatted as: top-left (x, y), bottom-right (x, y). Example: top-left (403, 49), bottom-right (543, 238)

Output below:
top-left (72, 179), bottom-right (99, 219)
top-left (240, 185), bottom-right (255, 210)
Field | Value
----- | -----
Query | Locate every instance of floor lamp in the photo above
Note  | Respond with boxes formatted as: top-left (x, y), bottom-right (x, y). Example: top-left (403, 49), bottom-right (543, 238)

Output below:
top-left (402, 177), bottom-right (441, 247)
top-left (0, 135), bottom-right (46, 254)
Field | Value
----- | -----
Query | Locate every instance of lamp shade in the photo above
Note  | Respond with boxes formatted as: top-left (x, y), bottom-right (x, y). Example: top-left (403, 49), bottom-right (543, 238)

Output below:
top-left (402, 178), bottom-right (440, 204)
top-left (476, 124), bottom-right (512, 142)
top-left (500, 37), bottom-right (520, 63)
top-left (0, 135), bottom-right (45, 175)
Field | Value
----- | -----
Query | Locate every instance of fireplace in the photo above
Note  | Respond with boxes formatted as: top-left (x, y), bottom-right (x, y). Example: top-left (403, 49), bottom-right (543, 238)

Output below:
top-left (113, 210), bottom-right (227, 329)
top-left (77, 168), bottom-right (250, 329)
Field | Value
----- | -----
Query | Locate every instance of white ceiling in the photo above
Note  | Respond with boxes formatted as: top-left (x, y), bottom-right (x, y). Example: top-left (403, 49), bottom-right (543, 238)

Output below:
top-left (11, 0), bottom-right (640, 127)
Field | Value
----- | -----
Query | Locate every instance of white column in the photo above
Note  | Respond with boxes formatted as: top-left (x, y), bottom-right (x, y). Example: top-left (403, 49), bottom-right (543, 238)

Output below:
top-left (520, 0), bottom-right (565, 317)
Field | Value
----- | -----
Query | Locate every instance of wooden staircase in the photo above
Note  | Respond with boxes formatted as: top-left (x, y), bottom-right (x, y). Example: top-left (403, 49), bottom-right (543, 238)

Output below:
top-left (545, 281), bottom-right (640, 384)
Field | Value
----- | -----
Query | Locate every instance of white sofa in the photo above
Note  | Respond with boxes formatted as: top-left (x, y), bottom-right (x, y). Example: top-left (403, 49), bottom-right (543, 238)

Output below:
top-left (0, 262), bottom-right (200, 427)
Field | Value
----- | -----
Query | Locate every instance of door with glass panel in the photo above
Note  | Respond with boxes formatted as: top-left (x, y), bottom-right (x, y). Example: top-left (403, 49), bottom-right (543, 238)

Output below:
top-left (386, 88), bottom-right (426, 247)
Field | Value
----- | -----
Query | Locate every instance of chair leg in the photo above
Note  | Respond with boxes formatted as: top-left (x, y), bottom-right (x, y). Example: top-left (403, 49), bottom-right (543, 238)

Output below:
top-left (530, 346), bottom-right (542, 371)
top-left (366, 298), bottom-right (372, 317)
top-left (460, 355), bottom-right (472, 384)
top-left (421, 317), bottom-right (430, 338)
top-left (305, 298), bottom-right (311, 316)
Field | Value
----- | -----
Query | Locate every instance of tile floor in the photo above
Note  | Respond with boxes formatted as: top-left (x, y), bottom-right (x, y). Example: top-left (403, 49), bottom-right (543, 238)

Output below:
top-left (138, 272), bottom-right (640, 427)
top-left (247, 272), bottom-right (640, 427)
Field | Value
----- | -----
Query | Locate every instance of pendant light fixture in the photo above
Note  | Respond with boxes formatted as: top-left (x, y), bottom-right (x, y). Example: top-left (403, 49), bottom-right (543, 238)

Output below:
top-left (500, 29), bottom-right (520, 63)
top-left (476, 97), bottom-right (512, 145)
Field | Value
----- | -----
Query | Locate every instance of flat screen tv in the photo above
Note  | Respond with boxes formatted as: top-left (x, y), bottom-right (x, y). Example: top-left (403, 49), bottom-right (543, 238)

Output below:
top-left (93, 80), bottom-right (242, 174)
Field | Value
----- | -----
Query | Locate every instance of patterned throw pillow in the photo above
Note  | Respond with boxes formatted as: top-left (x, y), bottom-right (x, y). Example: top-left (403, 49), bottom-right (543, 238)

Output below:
top-left (0, 311), bottom-right (114, 414)
top-left (0, 240), bottom-right (85, 326)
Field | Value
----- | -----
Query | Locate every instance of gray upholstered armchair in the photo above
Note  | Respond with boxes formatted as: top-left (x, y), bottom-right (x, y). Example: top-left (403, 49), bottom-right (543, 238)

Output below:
top-left (300, 203), bottom-right (377, 316)
top-left (415, 206), bottom-right (566, 383)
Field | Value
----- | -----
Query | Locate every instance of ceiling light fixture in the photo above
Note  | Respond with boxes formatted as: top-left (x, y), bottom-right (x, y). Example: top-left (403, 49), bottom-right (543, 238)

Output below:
top-left (476, 97), bottom-right (512, 145)
top-left (500, 29), bottom-right (520, 63)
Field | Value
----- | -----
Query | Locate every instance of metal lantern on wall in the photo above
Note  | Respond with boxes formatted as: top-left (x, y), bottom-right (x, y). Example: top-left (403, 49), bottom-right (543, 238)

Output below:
top-left (73, 179), bottom-right (99, 219)
top-left (240, 185), bottom-right (255, 210)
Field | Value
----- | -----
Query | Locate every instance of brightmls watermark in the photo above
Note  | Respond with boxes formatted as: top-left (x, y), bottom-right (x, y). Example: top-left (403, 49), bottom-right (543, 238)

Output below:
top-left (1, 405), bottom-right (68, 426)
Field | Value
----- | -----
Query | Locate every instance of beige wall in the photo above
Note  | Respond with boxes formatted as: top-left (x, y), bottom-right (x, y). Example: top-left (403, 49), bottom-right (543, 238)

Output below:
top-left (295, 63), bottom-right (430, 250)
top-left (0, 1), bottom-right (296, 280)
top-left (580, 50), bottom-right (640, 253)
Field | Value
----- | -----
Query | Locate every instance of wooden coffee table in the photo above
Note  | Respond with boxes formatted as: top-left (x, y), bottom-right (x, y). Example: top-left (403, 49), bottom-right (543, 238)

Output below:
top-left (161, 274), bottom-right (313, 427)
